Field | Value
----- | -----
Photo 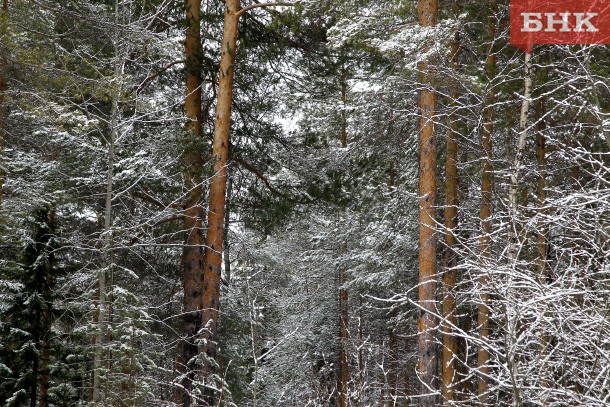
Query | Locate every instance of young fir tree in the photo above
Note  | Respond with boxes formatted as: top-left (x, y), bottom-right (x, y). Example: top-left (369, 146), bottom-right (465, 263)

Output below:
top-left (0, 207), bottom-right (60, 407)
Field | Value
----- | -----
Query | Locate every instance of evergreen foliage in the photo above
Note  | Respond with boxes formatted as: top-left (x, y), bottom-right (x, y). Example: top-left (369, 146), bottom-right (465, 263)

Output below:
top-left (0, 0), bottom-right (608, 405)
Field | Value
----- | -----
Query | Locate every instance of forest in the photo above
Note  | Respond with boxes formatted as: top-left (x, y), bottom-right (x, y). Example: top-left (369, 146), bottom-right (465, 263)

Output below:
top-left (0, 0), bottom-right (609, 406)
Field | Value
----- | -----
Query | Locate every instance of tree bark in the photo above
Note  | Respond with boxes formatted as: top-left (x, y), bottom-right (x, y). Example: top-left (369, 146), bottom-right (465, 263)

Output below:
top-left (477, 1), bottom-right (497, 404)
top-left (93, 1), bottom-right (123, 401)
top-left (535, 92), bottom-right (549, 401)
top-left (180, 0), bottom-right (205, 404)
top-left (338, 267), bottom-right (349, 407)
top-left (441, 2), bottom-right (459, 403)
top-left (417, 1), bottom-right (438, 406)
top-left (387, 327), bottom-right (398, 405)
top-left (199, 0), bottom-right (239, 404)
top-left (0, 0), bottom-right (8, 206)
top-left (505, 50), bottom-right (533, 407)
top-left (222, 168), bottom-right (232, 285)
top-left (535, 100), bottom-right (547, 286)
top-left (357, 300), bottom-right (365, 407)
top-left (337, 61), bottom-right (349, 407)
top-left (508, 51), bottom-right (532, 264)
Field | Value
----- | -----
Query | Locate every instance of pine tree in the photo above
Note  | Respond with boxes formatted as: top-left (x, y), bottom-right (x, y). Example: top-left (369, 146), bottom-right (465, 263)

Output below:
top-left (417, 0), bottom-right (439, 405)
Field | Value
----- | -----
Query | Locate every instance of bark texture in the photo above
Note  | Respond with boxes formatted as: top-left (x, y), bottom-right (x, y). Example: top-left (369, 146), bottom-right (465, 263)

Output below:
top-left (505, 50), bottom-right (533, 407)
top-left (200, 0), bottom-right (239, 404)
top-left (180, 0), bottom-right (205, 404)
top-left (535, 94), bottom-right (549, 398)
top-left (441, 4), bottom-right (459, 403)
top-left (477, 1), bottom-right (497, 404)
top-left (417, 1), bottom-right (438, 406)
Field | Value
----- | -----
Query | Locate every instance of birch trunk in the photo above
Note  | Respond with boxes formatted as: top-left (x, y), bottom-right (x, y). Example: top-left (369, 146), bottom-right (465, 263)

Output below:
top-left (505, 50), bottom-right (533, 407)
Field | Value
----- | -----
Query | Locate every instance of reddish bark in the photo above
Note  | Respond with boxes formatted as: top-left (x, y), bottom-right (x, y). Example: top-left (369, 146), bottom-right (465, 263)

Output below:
top-left (478, 1), bottom-right (497, 403)
top-left (180, 0), bottom-right (205, 404)
top-left (442, 6), bottom-right (460, 402)
top-left (417, 2), bottom-right (439, 406)
top-left (199, 0), bottom-right (240, 404)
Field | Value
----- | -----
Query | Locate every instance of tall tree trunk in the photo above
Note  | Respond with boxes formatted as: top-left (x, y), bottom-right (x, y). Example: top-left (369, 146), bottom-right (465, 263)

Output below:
top-left (441, 2), bottom-right (460, 403)
top-left (477, 1), bottom-right (497, 404)
top-left (387, 327), bottom-right (398, 405)
top-left (357, 300), bottom-right (365, 407)
top-left (93, 1), bottom-right (122, 401)
top-left (535, 92), bottom-right (549, 401)
top-left (417, 1), bottom-right (438, 406)
top-left (337, 61), bottom-right (349, 407)
top-left (505, 50), bottom-right (533, 407)
top-left (180, 0), bottom-right (205, 404)
top-left (199, 0), bottom-right (239, 403)
top-left (0, 0), bottom-right (8, 206)
top-left (222, 168), bottom-right (232, 285)
top-left (245, 268), bottom-right (259, 407)
top-left (508, 53), bottom-right (532, 263)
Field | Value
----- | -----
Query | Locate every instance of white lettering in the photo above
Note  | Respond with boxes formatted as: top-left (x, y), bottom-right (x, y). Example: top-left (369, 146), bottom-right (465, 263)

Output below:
top-left (544, 12), bottom-right (571, 32)
top-left (574, 13), bottom-right (599, 32)
top-left (521, 13), bottom-right (543, 32)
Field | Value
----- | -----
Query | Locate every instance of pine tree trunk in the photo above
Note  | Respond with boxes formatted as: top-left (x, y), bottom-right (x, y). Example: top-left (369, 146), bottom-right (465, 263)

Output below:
top-left (180, 0), bottom-right (205, 404)
top-left (200, 1), bottom-right (239, 403)
top-left (417, 1), bottom-right (438, 406)
top-left (0, 0), bottom-right (8, 206)
top-left (477, 1), bottom-right (497, 404)
top-left (441, 3), bottom-right (459, 403)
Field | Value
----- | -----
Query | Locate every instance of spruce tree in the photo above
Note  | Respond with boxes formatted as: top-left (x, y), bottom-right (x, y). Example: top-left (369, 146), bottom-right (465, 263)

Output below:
top-left (0, 207), bottom-right (59, 407)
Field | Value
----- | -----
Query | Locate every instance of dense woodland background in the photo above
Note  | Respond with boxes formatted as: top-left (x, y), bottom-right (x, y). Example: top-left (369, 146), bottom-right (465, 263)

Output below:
top-left (0, 0), bottom-right (609, 406)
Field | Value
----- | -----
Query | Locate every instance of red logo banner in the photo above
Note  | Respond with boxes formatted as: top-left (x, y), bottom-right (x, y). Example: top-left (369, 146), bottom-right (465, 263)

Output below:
top-left (510, 0), bottom-right (610, 53)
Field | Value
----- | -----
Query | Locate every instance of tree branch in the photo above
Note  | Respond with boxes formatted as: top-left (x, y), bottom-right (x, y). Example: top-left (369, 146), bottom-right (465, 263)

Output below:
top-left (134, 191), bottom-right (181, 210)
top-left (134, 59), bottom-right (185, 94)
top-left (236, 2), bottom-right (294, 18)
top-left (153, 215), bottom-right (184, 227)
top-left (234, 157), bottom-right (313, 204)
